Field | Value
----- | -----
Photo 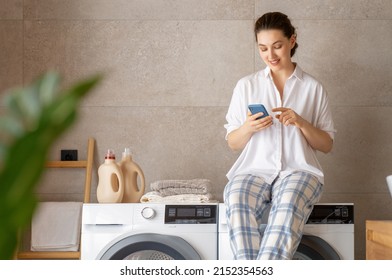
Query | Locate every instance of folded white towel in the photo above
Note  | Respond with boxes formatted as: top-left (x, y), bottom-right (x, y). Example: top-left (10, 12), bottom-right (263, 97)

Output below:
top-left (150, 179), bottom-right (212, 196)
top-left (140, 191), bottom-right (218, 203)
top-left (31, 202), bottom-right (82, 251)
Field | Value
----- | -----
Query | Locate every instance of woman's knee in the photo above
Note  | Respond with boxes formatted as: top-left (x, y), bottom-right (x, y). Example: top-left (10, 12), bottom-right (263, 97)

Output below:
top-left (224, 176), bottom-right (247, 206)
top-left (224, 175), bottom-right (270, 208)
top-left (277, 172), bottom-right (322, 203)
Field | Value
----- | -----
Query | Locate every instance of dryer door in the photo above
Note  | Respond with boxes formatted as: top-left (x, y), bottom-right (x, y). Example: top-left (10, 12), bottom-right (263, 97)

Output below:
top-left (258, 224), bottom-right (341, 260)
top-left (97, 233), bottom-right (201, 260)
top-left (293, 235), bottom-right (340, 260)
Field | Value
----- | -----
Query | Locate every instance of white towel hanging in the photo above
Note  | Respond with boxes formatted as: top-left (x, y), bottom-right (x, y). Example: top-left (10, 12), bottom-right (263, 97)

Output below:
top-left (31, 202), bottom-right (82, 251)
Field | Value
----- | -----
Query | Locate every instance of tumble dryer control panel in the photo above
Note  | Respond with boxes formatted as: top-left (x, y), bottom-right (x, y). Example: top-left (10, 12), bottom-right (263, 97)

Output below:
top-left (306, 204), bottom-right (354, 224)
top-left (164, 204), bottom-right (217, 224)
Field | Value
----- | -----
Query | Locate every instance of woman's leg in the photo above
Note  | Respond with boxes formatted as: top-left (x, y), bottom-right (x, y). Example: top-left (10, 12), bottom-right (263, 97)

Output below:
top-left (224, 174), bottom-right (271, 260)
top-left (257, 172), bottom-right (323, 260)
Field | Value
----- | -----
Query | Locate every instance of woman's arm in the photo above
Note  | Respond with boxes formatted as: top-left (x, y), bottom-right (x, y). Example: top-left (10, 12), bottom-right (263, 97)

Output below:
top-left (272, 107), bottom-right (333, 153)
top-left (227, 111), bottom-right (273, 152)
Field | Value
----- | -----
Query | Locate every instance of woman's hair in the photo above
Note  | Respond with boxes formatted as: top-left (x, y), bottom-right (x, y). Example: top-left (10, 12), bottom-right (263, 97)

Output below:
top-left (254, 12), bottom-right (298, 57)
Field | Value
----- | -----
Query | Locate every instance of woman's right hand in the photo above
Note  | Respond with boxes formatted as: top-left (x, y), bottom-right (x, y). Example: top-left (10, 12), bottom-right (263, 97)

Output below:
top-left (227, 112), bottom-right (273, 152)
top-left (244, 111), bottom-right (273, 133)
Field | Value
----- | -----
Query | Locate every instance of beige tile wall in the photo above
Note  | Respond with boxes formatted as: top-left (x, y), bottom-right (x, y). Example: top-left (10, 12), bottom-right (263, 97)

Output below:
top-left (0, 0), bottom-right (23, 94)
top-left (1, 0), bottom-right (392, 260)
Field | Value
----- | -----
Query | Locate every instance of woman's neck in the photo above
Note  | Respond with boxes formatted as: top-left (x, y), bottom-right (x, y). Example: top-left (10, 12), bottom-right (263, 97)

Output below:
top-left (270, 62), bottom-right (296, 98)
top-left (271, 62), bottom-right (296, 81)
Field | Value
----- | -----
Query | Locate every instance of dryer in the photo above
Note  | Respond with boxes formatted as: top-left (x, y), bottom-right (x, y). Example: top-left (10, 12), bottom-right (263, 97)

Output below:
top-left (218, 203), bottom-right (354, 260)
top-left (81, 203), bottom-right (218, 260)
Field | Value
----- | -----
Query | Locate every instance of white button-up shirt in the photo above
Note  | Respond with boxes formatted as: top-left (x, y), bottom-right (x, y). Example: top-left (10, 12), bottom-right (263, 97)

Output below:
top-left (224, 65), bottom-right (335, 185)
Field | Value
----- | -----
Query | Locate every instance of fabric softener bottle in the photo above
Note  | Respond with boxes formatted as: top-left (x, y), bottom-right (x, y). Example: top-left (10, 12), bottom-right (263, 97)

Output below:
top-left (119, 148), bottom-right (145, 203)
top-left (97, 149), bottom-right (124, 203)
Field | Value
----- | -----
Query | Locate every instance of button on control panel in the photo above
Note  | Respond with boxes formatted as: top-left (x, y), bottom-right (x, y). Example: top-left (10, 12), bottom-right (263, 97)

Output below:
top-left (141, 207), bottom-right (156, 219)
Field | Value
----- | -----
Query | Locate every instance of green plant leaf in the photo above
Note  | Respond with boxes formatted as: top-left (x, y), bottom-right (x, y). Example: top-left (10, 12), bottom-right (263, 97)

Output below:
top-left (0, 72), bottom-right (101, 259)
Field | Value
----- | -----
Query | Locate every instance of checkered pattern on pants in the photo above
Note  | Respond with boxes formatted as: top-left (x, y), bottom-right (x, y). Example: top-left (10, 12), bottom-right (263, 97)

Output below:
top-left (224, 172), bottom-right (323, 260)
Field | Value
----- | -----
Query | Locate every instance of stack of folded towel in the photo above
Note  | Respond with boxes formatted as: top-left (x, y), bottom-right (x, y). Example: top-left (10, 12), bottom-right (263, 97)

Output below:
top-left (140, 179), bottom-right (217, 203)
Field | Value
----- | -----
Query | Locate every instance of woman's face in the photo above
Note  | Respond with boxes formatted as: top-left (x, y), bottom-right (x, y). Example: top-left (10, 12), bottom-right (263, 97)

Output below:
top-left (256, 29), bottom-right (296, 72)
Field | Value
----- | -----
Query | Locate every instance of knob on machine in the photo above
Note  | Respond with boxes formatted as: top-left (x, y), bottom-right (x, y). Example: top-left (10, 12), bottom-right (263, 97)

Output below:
top-left (141, 207), bottom-right (156, 219)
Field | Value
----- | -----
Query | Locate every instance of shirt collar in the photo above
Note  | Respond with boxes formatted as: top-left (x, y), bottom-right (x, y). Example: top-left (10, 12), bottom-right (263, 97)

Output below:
top-left (263, 63), bottom-right (304, 81)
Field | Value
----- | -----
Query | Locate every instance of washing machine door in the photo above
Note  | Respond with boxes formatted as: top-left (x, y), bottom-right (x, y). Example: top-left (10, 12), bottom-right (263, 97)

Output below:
top-left (257, 224), bottom-right (341, 260)
top-left (293, 235), bottom-right (340, 260)
top-left (97, 233), bottom-right (201, 260)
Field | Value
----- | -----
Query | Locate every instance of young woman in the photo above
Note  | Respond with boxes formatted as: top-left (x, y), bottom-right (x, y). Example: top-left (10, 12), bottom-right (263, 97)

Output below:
top-left (224, 12), bottom-right (335, 260)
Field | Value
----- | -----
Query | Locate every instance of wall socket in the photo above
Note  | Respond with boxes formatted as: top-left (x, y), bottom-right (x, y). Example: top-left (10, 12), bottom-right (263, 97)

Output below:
top-left (61, 149), bottom-right (78, 161)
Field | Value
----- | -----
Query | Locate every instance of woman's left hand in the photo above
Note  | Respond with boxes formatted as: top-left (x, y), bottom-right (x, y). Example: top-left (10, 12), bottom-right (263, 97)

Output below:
top-left (272, 107), bottom-right (333, 153)
top-left (272, 107), bottom-right (306, 128)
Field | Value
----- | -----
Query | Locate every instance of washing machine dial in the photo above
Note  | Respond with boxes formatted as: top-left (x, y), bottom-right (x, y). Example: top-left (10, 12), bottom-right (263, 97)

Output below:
top-left (141, 207), bottom-right (156, 219)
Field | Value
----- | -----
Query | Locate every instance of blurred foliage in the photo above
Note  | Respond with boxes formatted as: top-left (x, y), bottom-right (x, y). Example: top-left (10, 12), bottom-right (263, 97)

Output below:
top-left (0, 72), bottom-right (101, 259)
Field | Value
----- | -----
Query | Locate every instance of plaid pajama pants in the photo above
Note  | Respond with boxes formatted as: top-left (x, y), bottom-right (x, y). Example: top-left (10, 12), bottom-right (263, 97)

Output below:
top-left (224, 172), bottom-right (323, 260)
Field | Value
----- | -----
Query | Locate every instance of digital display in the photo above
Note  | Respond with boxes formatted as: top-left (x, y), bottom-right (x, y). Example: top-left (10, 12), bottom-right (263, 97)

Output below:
top-left (307, 205), bottom-right (353, 224)
top-left (165, 205), bottom-right (217, 224)
top-left (177, 208), bottom-right (196, 217)
top-left (312, 208), bottom-right (334, 218)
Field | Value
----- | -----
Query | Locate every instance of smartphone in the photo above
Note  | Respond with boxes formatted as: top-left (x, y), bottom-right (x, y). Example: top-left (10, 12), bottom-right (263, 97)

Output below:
top-left (248, 104), bottom-right (269, 120)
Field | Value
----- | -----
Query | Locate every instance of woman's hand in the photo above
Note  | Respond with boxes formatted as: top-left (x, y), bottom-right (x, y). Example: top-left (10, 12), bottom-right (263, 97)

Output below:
top-left (272, 107), bottom-right (305, 128)
top-left (272, 107), bottom-right (333, 153)
top-left (244, 111), bottom-right (274, 133)
top-left (227, 111), bottom-right (273, 152)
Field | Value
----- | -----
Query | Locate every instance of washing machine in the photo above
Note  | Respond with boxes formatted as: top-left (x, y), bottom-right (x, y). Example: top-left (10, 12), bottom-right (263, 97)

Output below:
top-left (81, 203), bottom-right (218, 260)
top-left (218, 203), bottom-right (354, 260)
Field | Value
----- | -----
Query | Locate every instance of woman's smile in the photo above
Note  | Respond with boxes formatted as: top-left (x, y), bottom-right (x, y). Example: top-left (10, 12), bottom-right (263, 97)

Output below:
top-left (268, 58), bottom-right (280, 66)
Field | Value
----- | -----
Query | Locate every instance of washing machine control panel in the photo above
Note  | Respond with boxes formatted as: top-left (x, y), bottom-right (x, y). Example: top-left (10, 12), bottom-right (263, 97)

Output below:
top-left (307, 204), bottom-right (354, 224)
top-left (164, 204), bottom-right (217, 224)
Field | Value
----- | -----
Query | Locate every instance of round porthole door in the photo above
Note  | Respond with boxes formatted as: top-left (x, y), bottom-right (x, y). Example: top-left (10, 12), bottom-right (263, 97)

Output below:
top-left (97, 233), bottom-right (201, 260)
top-left (293, 235), bottom-right (340, 260)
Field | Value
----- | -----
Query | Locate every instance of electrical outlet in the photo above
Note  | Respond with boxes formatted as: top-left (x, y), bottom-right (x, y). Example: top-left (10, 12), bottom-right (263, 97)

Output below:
top-left (61, 149), bottom-right (78, 161)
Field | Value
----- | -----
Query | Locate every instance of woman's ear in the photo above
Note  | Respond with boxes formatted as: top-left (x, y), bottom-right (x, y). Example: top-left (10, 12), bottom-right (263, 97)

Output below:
top-left (290, 34), bottom-right (296, 48)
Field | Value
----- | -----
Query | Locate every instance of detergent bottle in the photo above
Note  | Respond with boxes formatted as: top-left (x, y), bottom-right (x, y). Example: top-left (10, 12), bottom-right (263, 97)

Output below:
top-left (119, 148), bottom-right (145, 203)
top-left (97, 149), bottom-right (124, 203)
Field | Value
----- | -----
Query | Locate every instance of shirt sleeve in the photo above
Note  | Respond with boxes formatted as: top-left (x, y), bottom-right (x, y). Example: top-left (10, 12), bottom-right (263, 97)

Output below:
top-left (224, 80), bottom-right (247, 140)
top-left (315, 84), bottom-right (336, 140)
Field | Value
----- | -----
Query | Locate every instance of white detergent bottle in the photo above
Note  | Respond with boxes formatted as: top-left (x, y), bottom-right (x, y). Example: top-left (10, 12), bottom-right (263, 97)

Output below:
top-left (119, 148), bottom-right (145, 203)
top-left (97, 149), bottom-right (124, 203)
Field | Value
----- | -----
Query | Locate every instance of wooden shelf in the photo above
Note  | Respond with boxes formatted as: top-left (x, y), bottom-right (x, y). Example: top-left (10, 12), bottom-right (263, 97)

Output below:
top-left (17, 251), bottom-right (80, 260)
top-left (16, 137), bottom-right (95, 260)
top-left (46, 161), bottom-right (88, 168)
